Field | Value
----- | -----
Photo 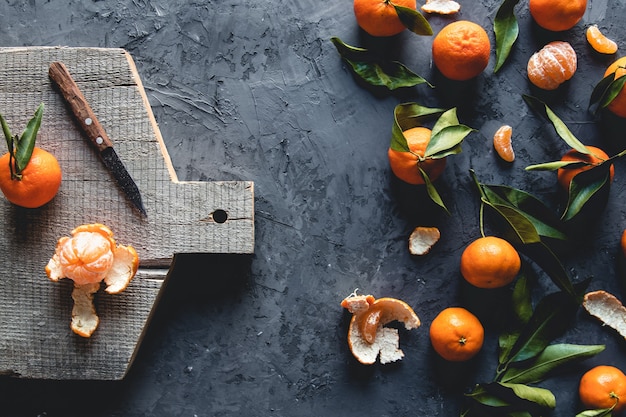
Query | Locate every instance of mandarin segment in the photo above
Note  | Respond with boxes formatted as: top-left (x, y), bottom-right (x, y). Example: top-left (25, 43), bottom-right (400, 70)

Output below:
top-left (586, 25), bottom-right (618, 54)
top-left (493, 125), bottom-right (514, 162)
top-left (527, 41), bottom-right (577, 90)
top-left (432, 20), bottom-right (490, 81)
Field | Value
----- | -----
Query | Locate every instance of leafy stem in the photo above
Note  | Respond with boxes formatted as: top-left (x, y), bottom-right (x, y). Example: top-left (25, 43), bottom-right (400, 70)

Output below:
top-left (0, 103), bottom-right (45, 180)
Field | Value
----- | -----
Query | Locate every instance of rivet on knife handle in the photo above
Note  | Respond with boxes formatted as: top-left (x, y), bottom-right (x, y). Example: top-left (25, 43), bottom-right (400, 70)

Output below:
top-left (49, 61), bottom-right (147, 217)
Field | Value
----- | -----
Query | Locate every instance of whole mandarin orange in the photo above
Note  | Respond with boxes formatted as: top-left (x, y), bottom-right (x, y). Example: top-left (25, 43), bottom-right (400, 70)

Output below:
top-left (388, 126), bottom-right (446, 185)
top-left (460, 236), bottom-right (521, 289)
top-left (432, 20), bottom-right (490, 81)
top-left (0, 146), bottom-right (62, 208)
top-left (529, 0), bottom-right (586, 32)
top-left (429, 307), bottom-right (484, 361)
top-left (579, 365), bottom-right (626, 413)
top-left (604, 56), bottom-right (626, 118)
top-left (557, 146), bottom-right (614, 191)
top-left (353, 0), bottom-right (416, 37)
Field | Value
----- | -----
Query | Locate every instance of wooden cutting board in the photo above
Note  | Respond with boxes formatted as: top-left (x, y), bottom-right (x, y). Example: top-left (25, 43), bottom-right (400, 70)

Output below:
top-left (0, 47), bottom-right (254, 380)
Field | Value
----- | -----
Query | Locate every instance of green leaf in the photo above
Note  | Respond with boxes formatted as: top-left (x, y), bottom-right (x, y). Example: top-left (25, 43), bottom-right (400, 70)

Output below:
top-left (0, 112), bottom-right (14, 152)
top-left (499, 383), bottom-right (556, 409)
top-left (500, 344), bottom-right (605, 384)
top-left (330, 37), bottom-right (432, 90)
top-left (14, 103), bottom-right (44, 174)
top-left (523, 95), bottom-right (587, 153)
top-left (425, 124), bottom-right (475, 159)
top-left (576, 407), bottom-right (615, 417)
top-left (421, 166), bottom-right (449, 214)
top-left (391, 102), bottom-right (446, 152)
top-left (493, 0), bottom-right (520, 73)
top-left (499, 284), bottom-right (585, 367)
top-left (526, 160), bottom-right (587, 172)
top-left (512, 273), bottom-right (533, 325)
top-left (562, 162), bottom-right (612, 221)
top-left (466, 382), bottom-right (556, 413)
top-left (392, 4), bottom-right (433, 36)
top-left (589, 70), bottom-right (626, 116)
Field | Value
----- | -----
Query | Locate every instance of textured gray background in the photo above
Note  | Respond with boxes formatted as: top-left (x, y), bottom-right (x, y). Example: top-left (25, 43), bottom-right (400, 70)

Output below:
top-left (1, 0), bottom-right (626, 416)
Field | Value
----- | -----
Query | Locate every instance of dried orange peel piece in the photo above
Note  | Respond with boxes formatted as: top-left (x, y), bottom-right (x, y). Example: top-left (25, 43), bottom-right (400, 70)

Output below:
top-left (583, 290), bottom-right (626, 339)
top-left (408, 226), bottom-right (440, 256)
top-left (341, 292), bottom-right (420, 364)
top-left (45, 223), bottom-right (139, 337)
top-left (586, 25), bottom-right (618, 55)
top-left (421, 0), bottom-right (460, 14)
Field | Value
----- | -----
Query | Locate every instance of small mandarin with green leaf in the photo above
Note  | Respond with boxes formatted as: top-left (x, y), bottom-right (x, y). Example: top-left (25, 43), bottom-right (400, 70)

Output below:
top-left (556, 146), bottom-right (614, 192)
top-left (460, 236), bottom-right (521, 289)
top-left (353, 0), bottom-right (416, 37)
top-left (579, 365), bottom-right (626, 413)
top-left (0, 103), bottom-right (62, 208)
top-left (604, 56), bottom-right (626, 118)
top-left (388, 126), bottom-right (446, 185)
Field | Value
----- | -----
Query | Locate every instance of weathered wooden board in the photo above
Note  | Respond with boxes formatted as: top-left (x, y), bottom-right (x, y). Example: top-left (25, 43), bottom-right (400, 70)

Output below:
top-left (0, 47), bottom-right (254, 380)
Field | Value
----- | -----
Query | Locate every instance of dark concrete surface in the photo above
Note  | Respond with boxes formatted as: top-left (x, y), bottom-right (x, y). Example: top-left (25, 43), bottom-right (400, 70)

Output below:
top-left (1, 0), bottom-right (626, 416)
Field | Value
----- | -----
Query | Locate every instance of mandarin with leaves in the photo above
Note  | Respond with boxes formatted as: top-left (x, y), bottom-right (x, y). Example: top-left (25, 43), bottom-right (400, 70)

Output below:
top-left (604, 56), bottom-right (626, 118)
top-left (0, 103), bottom-right (62, 208)
top-left (579, 365), bottom-right (626, 413)
top-left (388, 126), bottom-right (446, 185)
top-left (353, 0), bottom-right (416, 37)
top-left (556, 145), bottom-right (614, 192)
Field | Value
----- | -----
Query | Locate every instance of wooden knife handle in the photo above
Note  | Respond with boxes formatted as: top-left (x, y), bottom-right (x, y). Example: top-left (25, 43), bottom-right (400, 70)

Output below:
top-left (49, 61), bottom-right (113, 152)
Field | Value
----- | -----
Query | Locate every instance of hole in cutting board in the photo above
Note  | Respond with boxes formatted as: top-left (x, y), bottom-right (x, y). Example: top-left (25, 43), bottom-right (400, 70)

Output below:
top-left (212, 209), bottom-right (228, 223)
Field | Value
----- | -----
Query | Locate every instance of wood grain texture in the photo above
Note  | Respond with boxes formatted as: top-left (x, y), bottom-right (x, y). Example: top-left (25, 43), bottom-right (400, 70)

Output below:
top-left (0, 47), bottom-right (254, 379)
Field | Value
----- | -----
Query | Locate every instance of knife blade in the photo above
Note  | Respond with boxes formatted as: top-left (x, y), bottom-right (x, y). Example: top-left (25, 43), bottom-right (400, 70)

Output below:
top-left (48, 61), bottom-right (147, 217)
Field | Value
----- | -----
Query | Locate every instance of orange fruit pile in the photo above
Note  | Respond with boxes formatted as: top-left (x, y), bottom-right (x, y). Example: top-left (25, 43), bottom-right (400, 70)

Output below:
top-left (0, 146), bottom-right (62, 208)
top-left (460, 236), bottom-right (521, 289)
top-left (579, 365), bottom-right (626, 413)
top-left (353, 0), bottom-right (416, 37)
top-left (527, 41), bottom-right (577, 90)
top-left (432, 20), bottom-right (491, 81)
top-left (556, 146), bottom-right (614, 191)
top-left (388, 126), bottom-right (446, 185)
top-left (429, 307), bottom-right (484, 361)
top-left (604, 56), bottom-right (626, 118)
top-left (529, 0), bottom-right (587, 32)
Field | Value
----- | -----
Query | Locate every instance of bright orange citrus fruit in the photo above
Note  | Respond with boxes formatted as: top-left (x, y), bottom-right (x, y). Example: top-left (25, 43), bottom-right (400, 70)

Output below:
top-left (353, 0), bottom-right (416, 37)
top-left (429, 307), bottom-right (484, 361)
top-left (529, 0), bottom-right (587, 32)
top-left (621, 229), bottom-right (626, 258)
top-left (527, 41), bottom-right (577, 90)
top-left (431, 20), bottom-right (490, 81)
top-left (604, 56), bottom-right (626, 118)
top-left (557, 146), bottom-right (614, 191)
top-left (388, 126), bottom-right (446, 185)
top-left (579, 365), bottom-right (626, 413)
top-left (586, 25), bottom-right (618, 54)
top-left (0, 146), bottom-right (62, 208)
top-left (460, 236), bottom-right (521, 289)
top-left (493, 125), bottom-right (514, 162)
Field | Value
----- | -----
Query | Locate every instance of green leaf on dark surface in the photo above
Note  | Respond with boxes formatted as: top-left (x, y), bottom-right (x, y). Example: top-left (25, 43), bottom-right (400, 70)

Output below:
top-left (523, 95), bottom-right (588, 153)
top-left (426, 124), bottom-right (475, 158)
top-left (499, 284), bottom-right (585, 368)
top-left (421, 166), bottom-right (449, 214)
top-left (500, 344), bottom-right (605, 384)
top-left (494, 0), bottom-right (520, 73)
top-left (526, 160), bottom-right (587, 172)
top-left (576, 407), bottom-right (615, 417)
top-left (391, 103), bottom-right (446, 152)
top-left (589, 70), bottom-right (626, 116)
top-left (466, 382), bottom-right (556, 413)
top-left (330, 37), bottom-right (432, 90)
top-left (393, 4), bottom-right (433, 36)
top-left (499, 383), bottom-right (556, 409)
top-left (562, 162), bottom-right (612, 221)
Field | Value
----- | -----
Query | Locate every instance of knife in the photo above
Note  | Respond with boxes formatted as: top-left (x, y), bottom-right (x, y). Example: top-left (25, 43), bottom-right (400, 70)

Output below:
top-left (48, 61), bottom-right (147, 217)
